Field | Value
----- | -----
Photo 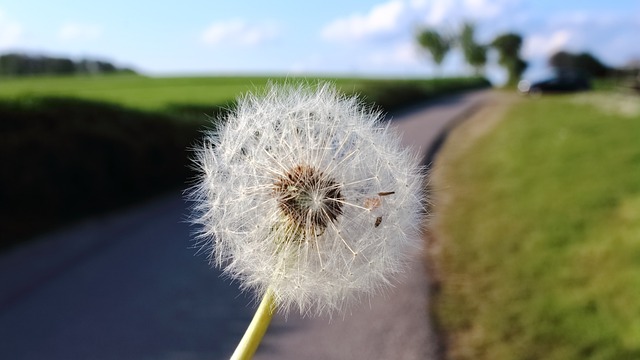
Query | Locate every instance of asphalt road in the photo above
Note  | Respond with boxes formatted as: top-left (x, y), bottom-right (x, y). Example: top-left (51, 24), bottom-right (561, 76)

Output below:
top-left (0, 90), bottom-right (489, 360)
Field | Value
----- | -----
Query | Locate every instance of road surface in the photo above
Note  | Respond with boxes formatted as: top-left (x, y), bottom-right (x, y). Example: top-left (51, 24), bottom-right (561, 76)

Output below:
top-left (0, 90), bottom-right (490, 360)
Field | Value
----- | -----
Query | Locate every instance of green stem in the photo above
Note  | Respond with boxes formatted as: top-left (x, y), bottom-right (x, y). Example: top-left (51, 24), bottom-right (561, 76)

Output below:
top-left (230, 288), bottom-right (276, 360)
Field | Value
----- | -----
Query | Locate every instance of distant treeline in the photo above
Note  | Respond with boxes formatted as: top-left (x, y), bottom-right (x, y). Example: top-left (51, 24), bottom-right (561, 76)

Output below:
top-left (0, 53), bottom-right (136, 76)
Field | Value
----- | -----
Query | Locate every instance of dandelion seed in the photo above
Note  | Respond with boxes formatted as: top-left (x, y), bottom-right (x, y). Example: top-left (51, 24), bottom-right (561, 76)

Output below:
top-left (190, 83), bottom-right (424, 319)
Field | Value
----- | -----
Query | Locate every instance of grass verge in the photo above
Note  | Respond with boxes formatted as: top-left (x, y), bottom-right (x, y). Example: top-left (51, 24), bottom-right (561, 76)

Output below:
top-left (429, 92), bottom-right (640, 360)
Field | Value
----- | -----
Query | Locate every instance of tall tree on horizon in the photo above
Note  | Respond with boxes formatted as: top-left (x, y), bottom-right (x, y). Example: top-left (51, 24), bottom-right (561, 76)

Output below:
top-left (416, 28), bottom-right (452, 75)
top-left (549, 50), bottom-right (610, 78)
top-left (459, 22), bottom-right (487, 75)
top-left (491, 32), bottom-right (527, 86)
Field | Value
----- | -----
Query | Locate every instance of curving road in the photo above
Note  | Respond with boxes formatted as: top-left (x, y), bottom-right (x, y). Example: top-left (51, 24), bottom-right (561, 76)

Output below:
top-left (0, 90), bottom-right (490, 360)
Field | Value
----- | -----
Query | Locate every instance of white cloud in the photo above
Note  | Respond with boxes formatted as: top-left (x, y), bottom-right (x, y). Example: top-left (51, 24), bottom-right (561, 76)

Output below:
top-left (421, 0), bottom-right (455, 26)
top-left (463, 0), bottom-right (518, 19)
top-left (58, 23), bottom-right (103, 41)
top-left (523, 29), bottom-right (573, 59)
top-left (317, 0), bottom-right (639, 81)
top-left (418, 0), bottom-right (521, 27)
top-left (368, 41), bottom-right (420, 66)
top-left (0, 9), bottom-right (24, 48)
top-left (201, 20), bottom-right (278, 46)
top-left (320, 0), bottom-right (521, 44)
top-left (317, 0), bottom-right (521, 78)
top-left (321, 0), bottom-right (407, 42)
top-left (521, 11), bottom-right (640, 67)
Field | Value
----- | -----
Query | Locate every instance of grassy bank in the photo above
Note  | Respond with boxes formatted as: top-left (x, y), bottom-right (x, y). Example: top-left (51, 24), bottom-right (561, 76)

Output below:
top-left (429, 92), bottom-right (640, 359)
top-left (1, 75), bottom-right (489, 250)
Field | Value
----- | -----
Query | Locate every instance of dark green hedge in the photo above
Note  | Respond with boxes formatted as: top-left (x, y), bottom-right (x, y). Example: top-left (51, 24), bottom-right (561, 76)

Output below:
top-left (0, 97), bottom-right (216, 249)
top-left (358, 77), bottom-right (491, 111)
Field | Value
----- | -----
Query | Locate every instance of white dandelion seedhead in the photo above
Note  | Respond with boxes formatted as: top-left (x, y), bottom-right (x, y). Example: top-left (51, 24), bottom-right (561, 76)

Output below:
top-left (191, 82), bottom-right (424, 316)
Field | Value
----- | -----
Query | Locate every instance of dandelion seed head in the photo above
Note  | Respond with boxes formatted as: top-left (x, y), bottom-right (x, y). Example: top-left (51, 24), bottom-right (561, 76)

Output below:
top-left (190, 82), bottom-right (425, 316)
top-left (273, 164), bottom-right (343, 233)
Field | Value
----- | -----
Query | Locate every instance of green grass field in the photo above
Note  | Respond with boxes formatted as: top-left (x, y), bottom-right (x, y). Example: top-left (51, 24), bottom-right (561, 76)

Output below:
top-left (0, 75), bottom-right (336, 110)
top-left (430, 92), bottom-right (640, 360)
top-left (0, 74), bottom-right (489, 112)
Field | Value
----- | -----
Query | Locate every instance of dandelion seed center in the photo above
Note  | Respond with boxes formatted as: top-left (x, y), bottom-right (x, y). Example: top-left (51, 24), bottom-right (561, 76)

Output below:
top-left (273, 164), bottom-right (343, 232)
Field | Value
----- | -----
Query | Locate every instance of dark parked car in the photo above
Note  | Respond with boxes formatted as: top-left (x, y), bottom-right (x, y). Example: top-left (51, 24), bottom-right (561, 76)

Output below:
top-left (518, 74), bottom-right (591, 94)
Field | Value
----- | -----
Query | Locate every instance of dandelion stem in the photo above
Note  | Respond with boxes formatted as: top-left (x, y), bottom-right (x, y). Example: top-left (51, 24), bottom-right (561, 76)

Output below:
top-left (230, 288), bottom-right (276, 360)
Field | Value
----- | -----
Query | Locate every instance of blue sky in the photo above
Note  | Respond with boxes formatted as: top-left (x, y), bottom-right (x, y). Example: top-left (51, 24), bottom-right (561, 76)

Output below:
top-left (1, 0), bottom-right (639, 82)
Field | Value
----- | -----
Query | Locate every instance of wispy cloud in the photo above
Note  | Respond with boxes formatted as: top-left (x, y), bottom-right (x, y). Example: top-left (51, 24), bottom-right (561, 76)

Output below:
top-left (201, 20), bottom-right (278, 46)
top-left (317, 0), bottom-right (517, 75)
top-left (0, 9), bottom-right (24, 48)
top-left (368, 41), bottom-right (420, 66)
top-left (58, 23), bottom-right (103, 41)
top-left (463, 0), bottom-right (520, 20)
top-left (321, 0), bottom-right (407, 42)
top-left (523, 29), bottom-right (573, 59)
top-left (318, 0), bottom-right (640, 79)
top-left (523, 11), bottom-right (640, 67)
top-left (320, 0), bottom-right (520, 44)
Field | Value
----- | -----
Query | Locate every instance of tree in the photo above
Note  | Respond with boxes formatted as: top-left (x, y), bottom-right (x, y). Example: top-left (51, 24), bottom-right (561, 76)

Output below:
top-left (549, 50), bottom-right (609, 78)
top-left (47, 58), bottom-right (75, 75)
top-left (575, 53), bottom-right (608, 78)
top-left (491, 33), bottom-right (527, 86)
top-left (459, 22), bottom-right (487, 75)
top-left (549, 51), bottom-right (574, 70)
top-left (417, 28), bottom-right (452, 74)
